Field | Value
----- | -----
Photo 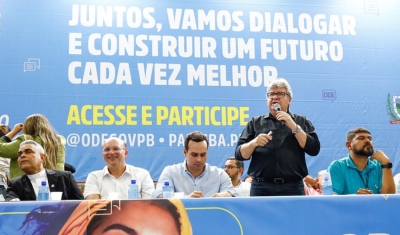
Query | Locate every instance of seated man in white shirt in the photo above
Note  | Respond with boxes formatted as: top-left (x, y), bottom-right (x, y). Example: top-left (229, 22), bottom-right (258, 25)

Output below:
top-left (394, 173), bottom-right (400, 194)
top-left (224, 157), bottom-right (250, 197)
top-left (224, 157), bottom-right (251, 189)
top-left (84, 137), bottom-right (154, 199)
top-left (152, 131), bottom-right (237, 198)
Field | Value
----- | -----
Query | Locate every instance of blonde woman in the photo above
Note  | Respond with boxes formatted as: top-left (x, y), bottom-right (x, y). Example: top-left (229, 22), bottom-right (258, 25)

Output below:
top-left (0, 114), bottom-right (66, 179)
top-left (0, 125), bottom-right (12, 180)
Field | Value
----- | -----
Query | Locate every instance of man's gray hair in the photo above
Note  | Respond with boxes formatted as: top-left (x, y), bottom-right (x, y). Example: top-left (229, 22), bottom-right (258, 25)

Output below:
top-left (267, 78), bottom-right (293, 99)
top-left (20, 140), bottom-right (45, 154)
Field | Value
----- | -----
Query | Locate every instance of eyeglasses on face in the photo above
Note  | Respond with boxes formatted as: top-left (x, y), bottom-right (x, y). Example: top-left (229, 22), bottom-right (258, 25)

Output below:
top-left (266, 92), bottom-right (287, 99)
top-left (103, 147), bottom-right (125, 153)
top-left (223, 165), bottom-right (239, 170)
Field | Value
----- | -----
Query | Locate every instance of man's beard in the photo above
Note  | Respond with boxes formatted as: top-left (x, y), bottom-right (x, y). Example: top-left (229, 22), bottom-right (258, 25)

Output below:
top-left (229, 171), bottom-right (240, 180)
top-left (353, 144), bottom-right (374, 157)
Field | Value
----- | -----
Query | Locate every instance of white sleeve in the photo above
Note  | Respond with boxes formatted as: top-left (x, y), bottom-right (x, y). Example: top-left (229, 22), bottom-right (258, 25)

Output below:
top-left (83, 172), bottom-right (100, 198)
top-left (395, 173), bottom-right (400, 194)
top-left (139, 170), bottom-right (155, 199)
top-left (152, 166), bottom-right (173, 198)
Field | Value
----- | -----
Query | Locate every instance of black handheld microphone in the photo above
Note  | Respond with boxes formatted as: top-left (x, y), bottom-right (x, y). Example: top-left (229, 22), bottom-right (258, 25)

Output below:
top-left (273, 103), bottom-right (281, 111)
top-left (273, 103), bottom-right (285, 124)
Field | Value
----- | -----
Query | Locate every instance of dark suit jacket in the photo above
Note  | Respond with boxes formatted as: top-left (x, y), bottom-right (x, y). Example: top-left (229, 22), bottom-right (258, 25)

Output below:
top-left (6, 169), bottom-right (84, 201)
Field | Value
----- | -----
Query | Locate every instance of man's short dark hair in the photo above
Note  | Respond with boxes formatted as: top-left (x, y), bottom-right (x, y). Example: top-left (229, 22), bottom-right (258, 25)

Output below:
top-left (226, 157), bottom-right (244, 168)
top-left (184, 131), bottom-right (209, 150)
top-left (346, 127), bottom-right (371, 142)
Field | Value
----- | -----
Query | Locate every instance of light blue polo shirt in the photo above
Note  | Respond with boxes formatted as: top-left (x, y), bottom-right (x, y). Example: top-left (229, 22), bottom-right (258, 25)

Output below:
top-left (328, 155), bottom-right (382, 195)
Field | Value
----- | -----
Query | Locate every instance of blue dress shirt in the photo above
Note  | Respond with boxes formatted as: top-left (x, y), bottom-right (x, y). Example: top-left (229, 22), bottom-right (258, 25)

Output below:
top-left (153, 160), bottom-right (237, 198)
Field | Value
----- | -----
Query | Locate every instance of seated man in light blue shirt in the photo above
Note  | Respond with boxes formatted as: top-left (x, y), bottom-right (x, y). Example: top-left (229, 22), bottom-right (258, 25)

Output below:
top-left (328, 127), bottom-right (395, 195)
top-left (153, 131), bottom-right (237, 198)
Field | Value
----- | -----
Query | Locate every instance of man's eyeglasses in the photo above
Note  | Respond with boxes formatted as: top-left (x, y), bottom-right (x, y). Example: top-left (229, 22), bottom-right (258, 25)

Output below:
top-left (103, 147), bottom-right (125, 153)
top-left (266, 92), bottom-right (287, 99)
top-left (223, 165), bottom-right (239, 170)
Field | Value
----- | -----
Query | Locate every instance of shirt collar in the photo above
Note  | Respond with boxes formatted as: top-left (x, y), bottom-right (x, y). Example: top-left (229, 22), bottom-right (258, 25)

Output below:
top-left (235, 180), bottom-right (242, 188)
top-left (346, 154), bottom-right (375, 172)
top-left (264, 111), bottom-right (295, 119)
top-left (182, 159), bottom-right (209, 177)
top-left (102, 165), bottom-right (130, 178)
top-left (27, 169), bottom-right (46, 180)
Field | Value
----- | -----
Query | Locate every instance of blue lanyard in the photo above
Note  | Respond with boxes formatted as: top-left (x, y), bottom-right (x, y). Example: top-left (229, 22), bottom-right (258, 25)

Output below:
top-left (349, 156), bottom-right (370, 189)
top-left (356, 170), bottom-right (369, 189)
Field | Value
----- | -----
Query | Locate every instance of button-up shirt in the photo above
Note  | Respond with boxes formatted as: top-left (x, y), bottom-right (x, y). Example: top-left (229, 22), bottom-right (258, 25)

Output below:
top-left (235, 112), bottom-right (320, 181)
top-left (153, 160), bottom-right (237, 198)
top-left (234, 181), bottom-right (251, 189)
top-left (27, 169), bottom-right (48, 198)
top-left (84, 164), bottom-right (154, 199)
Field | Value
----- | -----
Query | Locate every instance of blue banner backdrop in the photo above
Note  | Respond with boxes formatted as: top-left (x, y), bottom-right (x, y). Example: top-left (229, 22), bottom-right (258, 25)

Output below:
top-left (0, 0), bottom-right (399, 181)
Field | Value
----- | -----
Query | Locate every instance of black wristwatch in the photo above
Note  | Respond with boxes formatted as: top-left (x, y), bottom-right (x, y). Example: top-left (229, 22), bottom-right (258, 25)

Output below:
top-left (381, 163), bottom-right (392, 169)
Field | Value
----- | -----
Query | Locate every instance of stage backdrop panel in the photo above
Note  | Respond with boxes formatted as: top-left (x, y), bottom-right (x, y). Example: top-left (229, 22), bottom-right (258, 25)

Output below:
top-left (0, 0), bottom-right (399, 181)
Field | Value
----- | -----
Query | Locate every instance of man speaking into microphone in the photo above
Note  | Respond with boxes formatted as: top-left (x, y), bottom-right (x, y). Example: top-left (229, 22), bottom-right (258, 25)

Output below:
top-left (235, 78), bottom-right (320, 196)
